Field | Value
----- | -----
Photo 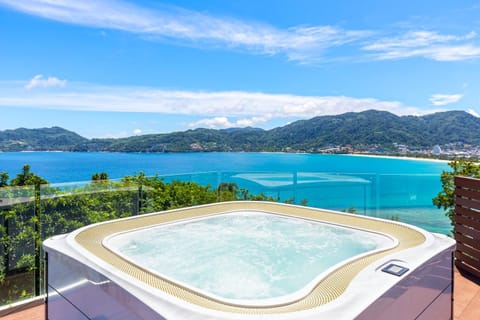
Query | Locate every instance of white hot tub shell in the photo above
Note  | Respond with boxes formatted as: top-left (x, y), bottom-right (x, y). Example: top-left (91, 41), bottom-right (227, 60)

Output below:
top-left (43, 202), bottom-right (455, 320)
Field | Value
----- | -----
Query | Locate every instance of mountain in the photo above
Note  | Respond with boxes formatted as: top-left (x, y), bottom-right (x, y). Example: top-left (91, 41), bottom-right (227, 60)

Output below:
top-left (0, 127), bottom-right (87, 151)
top-left (265, 110), bottom-right (409, 149)
top-left (91, 127), bottom-right (267, 152)
top-left (1, 110), bottom-right (480, 152)
top-left (264, 110), bottom-right (480, 150)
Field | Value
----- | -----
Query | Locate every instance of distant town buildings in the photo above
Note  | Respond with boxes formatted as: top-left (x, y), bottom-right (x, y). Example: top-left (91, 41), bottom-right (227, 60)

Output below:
top-left (350, 142), bottom-right (480, 159)
top-left (432, 145), bottom-right (442, 155)
top-left (307, 142), bottom-right (480, 159)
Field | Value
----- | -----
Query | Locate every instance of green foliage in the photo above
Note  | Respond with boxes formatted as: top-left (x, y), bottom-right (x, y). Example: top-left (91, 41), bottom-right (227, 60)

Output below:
top-left (10, 165), bottom-right (48, 187)
top-left (0, 127), bottom-right (87, 151)
top-left (0, 270), bottom-right (34, 304)
top-left (0, 200), bottom-right (37, 303)
top-left (432, 159), bottom-right (480, 225)
top-left (92, 172), bottom-right (109, 181)
top-left (39, 184), bottom-right (138, 237)
top-left (94, 110), bottom-right (480, 151)
top-left (3, 110), bottom-right (480, 152)
top-left (0, 172), bottom-right (8, 187)
top-left (389, 215), bottom-right (400, 222)
top-left (284, 198), bottom-right (310, 205)
top-left (217, 182), bottom-right (239, 201)
top-left (342, 207), bottom-right (357, 214)
top-left (0, 165), bottom-right (301, 305)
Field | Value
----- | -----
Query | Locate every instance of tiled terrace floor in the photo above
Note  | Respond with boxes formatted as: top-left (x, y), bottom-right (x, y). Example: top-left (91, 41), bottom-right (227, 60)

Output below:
top-left (454, 268), bottom-right (480, 319)
top-left (2, 268), bottom-right (479, 320)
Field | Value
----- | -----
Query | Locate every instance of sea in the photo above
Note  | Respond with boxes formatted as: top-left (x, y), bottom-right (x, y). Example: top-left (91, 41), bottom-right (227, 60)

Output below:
top-left (0, 152), bottom-right (452, 234)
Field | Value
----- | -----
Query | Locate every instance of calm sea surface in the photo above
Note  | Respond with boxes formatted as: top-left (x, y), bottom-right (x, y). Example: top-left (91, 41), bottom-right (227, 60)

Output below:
top-left (0, 152), bottom-right (448, 182)
top-left (0, 152), bottom-right (452, 234)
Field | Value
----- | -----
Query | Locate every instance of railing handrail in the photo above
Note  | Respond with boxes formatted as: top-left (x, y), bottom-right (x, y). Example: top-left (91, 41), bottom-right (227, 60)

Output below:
top-left (0, 171), bottom-right (452, 307)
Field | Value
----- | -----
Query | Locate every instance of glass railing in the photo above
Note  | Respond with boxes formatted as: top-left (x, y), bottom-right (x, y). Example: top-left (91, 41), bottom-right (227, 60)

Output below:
top-left (0, 185), bottom-right (36, 306)
top-left (0, 171), bottom-right (452, 308)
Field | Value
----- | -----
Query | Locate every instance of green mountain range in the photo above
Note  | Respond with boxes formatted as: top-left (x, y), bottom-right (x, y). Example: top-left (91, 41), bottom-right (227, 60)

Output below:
top-left (0, 126), bottom-right (87, 152)
top-left (1, 110), bottom-right (479, 152)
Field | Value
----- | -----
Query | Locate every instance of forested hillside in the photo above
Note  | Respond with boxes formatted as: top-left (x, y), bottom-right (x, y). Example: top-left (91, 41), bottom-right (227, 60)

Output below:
top-left (1, 110), bottom-right (479, 152)
top-left (0, 126), bottom-right (87, 151)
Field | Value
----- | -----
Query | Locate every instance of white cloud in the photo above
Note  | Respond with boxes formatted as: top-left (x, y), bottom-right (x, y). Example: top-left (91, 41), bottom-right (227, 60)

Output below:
top-left (363, 31), bottom-right (480, 61)
top-left (0, 80), bottom-right (444, 129)
top-left (25, 74), bottom-right (67, 90)
top-left (133, 128), bottom-right (142, 135)
top-left (188, 115), bottom-right (271, 129)
top-left (236, 115), bottom-right (271, 127)
top-left (0, 0), bottom-right (369, 63)
top-left (467, 109), bottom-right (480, 117)
top-left (188, 117), bottom-right (234, 129)
top-left (365, 31), bottom-right (476, 50)
top-left (3, 1), bottom-right (480, 63)
top-left (429, 94), bottom-right (463, 106)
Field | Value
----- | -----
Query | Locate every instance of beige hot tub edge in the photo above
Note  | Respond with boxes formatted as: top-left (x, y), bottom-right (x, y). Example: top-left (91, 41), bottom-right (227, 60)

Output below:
top-left (73, 201), bottom-right (426, 315)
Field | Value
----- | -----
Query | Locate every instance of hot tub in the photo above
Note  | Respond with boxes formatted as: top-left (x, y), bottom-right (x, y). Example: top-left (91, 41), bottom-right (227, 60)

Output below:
top-left (44, 201), bottom-right (455, 319)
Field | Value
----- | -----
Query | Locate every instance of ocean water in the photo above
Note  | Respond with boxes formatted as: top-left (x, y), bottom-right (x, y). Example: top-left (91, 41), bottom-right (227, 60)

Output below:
top-left (0, 152), bottom-right (452, 234)
top-left (0, 152), bottom-right (448, 182)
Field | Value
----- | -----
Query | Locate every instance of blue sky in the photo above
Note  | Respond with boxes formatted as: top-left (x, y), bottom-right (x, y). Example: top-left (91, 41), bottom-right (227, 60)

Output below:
top-left (1, 0), bottom-right (480, 138)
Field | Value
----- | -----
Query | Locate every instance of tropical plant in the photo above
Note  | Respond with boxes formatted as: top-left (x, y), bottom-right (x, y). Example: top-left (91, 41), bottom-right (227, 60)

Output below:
top-left (0, 165), bottom-right (289, 305)
top-left (432, 159), bottom-right (480, 225)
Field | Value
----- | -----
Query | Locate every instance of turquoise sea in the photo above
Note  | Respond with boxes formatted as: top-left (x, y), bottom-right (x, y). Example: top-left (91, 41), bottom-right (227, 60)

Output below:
top-left (0, 152), bottom-right (451, 234)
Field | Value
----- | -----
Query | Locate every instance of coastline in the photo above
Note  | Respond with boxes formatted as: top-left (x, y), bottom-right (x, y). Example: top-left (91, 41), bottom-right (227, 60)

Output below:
top-left (348, 153), bottom-right (450, 163)
top-left (0, 150), bottom-right (457, 163)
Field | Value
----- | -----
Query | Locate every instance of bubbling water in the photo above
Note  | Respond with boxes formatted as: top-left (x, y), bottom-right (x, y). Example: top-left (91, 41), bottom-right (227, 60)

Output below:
top-left (106, 211), bottom-right (393, 302)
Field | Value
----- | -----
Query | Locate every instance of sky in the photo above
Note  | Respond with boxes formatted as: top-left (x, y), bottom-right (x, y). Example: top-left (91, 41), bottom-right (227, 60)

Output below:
top-left (1, 0), bottom-right (480, 138)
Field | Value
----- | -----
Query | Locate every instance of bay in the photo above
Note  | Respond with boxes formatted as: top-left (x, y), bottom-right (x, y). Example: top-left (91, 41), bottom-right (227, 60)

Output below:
top-left (0, 152), bottom-right (448, 182)
top-left (0, 152), bottom-right (452, 234)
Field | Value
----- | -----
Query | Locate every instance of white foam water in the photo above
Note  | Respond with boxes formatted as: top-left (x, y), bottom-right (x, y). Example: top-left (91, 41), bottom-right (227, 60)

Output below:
top-left (106, 211), bottom-right (393, 302)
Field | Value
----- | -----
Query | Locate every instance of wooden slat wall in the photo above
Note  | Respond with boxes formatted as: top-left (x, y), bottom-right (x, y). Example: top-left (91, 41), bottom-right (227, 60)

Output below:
top-left (454, 176), bottom-right (480, 279)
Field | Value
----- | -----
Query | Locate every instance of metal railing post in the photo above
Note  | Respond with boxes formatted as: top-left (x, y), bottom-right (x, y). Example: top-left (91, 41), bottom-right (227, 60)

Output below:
top-left (34, 184), bottom-right (41, 296)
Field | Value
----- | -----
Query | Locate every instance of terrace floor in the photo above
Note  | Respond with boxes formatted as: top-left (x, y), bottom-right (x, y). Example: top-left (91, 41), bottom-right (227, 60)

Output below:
top-left (455, 267), bottom-right (480, 319)
top-left (2, 267), bottom-right (479, 320)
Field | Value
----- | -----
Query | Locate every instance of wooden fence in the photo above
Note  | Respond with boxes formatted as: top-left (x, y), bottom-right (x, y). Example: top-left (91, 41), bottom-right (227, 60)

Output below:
top-left (454, 176), bottom-right (480, 278)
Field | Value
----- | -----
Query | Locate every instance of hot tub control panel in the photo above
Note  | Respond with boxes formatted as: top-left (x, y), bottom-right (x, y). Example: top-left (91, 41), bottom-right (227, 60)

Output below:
top-left (381, 263), bottom-right (409, 276)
